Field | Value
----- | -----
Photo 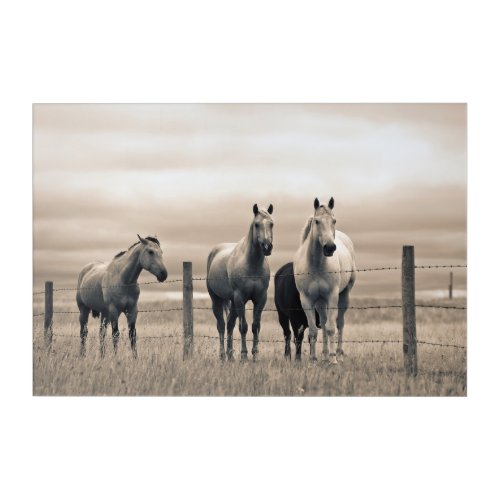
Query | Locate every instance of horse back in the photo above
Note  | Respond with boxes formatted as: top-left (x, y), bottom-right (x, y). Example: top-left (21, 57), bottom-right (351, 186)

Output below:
top-left (76, 261), bottom-right (107, 313)
top-left (206, 243), bottom-right (236, 300)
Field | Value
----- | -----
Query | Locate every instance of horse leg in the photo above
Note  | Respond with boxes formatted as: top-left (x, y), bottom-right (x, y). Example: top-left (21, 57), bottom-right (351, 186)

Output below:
top-left (278, 310), bottom-right (292, 360)
top-left (234, 292), bottom-right (248, 361)
top-left (108, 307), bottom-right (120, 355)
top-left (99, 315), bottom-right (108, 358)
top-left (127, 307), bottom-right (138, 359)
top-left (251, 292), bottom-right (267, 362)
top-left (226, 301), bottom-right (238, 362)
top-left (325, 291), bottom-right (340, 364)
top-left (315, 299), bottom-right (332, 362)
top-left (300, 295), bottom-right (319, 361)
top-left (336, 288), bottom-right (350, 361)
top-left (210, 294), bottom-right (226, 361)
top-left (78, 306), bottom-right (90, 357)
top-left (291, 318), bottom-right (305, 361)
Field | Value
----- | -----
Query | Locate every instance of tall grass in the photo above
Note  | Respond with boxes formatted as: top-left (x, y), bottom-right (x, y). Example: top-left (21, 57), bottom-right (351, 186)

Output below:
top-left (33, 295), bottom-right (466, 396)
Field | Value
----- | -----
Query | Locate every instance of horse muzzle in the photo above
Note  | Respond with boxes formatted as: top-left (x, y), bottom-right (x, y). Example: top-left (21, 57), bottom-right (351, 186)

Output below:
top-left (323, 243), bottom-right (336, 257)
top-left (261, 242), bottom-right (273, 256)
top-left (157, 270), bottom-right (168, 282)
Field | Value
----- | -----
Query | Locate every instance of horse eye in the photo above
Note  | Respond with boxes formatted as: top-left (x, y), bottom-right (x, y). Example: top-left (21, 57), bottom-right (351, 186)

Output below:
top-left (255, 223), bottom-right (260, 228)
top-left (333, 219), bottom-right (337, 224)
top-left (148, 250), bottom-right (154, 255)
top-left (315, 220), bottom-right (319, 224)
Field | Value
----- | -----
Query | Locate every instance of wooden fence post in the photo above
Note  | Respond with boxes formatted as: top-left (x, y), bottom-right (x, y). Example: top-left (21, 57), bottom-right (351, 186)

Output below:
top-left (44, 281), bottom-right (53, 349)
top-left (402, 246), bottom-right (417, 376)
top-left (183, 262), bottom-right (194, 359)
top-left (449, 271), bottom-right (453, 299)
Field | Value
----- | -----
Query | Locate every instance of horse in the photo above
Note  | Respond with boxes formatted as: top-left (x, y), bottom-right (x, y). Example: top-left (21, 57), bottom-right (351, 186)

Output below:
top-left (293, 197), bottom-right (356, 363)
top-left (76, 235), bottom-right (168, 358)
top-left (274, 262), bottom-right (320, 360)
top-left (207, 203), bottom-right (274, 361)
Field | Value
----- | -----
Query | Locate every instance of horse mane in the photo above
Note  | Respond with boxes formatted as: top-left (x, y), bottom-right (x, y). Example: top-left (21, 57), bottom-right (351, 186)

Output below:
top-left (300, 217), bottom-right (313, 243)
top-left (144, 236), bottom-right (160, 246)
top-left (114, 236), bottom-right (161, 259)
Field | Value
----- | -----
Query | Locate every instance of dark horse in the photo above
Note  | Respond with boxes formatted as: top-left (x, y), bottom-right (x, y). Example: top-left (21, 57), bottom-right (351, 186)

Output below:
top-left (274, 262), bottom-right (320, 360)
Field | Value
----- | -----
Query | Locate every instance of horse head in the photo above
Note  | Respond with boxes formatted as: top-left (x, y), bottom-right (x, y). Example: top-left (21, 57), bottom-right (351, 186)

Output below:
top-left (312, 197), bottom-right (337, 257)
top-left (137, 235), bottom-right (168, 282)
top-left (252, 203), bottom-right (274, 256)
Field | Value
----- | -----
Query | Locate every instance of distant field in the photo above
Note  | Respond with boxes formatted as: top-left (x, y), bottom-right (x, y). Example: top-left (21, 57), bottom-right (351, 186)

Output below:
top-left (33, 292), bottom-right (466, 396)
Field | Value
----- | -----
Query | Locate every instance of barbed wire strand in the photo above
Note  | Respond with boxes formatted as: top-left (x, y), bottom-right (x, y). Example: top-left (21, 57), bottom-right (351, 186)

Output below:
top-left (33, 332), bottom-right (466, 349)
top-left (33, 263), bottom-right (467, 295)
top-left (32, 303), bottom-right (467, 318)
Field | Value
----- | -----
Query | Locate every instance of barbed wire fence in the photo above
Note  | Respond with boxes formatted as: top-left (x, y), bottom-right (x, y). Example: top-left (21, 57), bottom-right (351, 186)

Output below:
top-left (33, 246), bottom-right (467, 375)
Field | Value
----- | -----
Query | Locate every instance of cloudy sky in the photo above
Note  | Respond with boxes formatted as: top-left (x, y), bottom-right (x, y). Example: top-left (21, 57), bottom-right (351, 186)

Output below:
top-left (33, 104), bottom-right (466, 296)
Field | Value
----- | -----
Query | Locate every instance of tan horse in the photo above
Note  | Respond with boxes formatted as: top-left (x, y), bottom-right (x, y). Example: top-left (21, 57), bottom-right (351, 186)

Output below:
top-left (207, 204), bottom-right (274, 361)
top-left (293, 198), bottom-right (356, 363)
top-left (76, 235), bottom-right (168, 358)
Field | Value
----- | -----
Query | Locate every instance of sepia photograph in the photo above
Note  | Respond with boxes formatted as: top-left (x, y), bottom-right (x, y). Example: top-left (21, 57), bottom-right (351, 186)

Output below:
top-left (4, 1), bottom-right (500, 499)
top-left (33, 103), bottom-right (467, 396)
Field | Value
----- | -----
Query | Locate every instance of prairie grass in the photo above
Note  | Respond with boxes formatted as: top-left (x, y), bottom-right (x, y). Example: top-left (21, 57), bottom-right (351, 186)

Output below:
top-left (33, 296), bottom-right (466, 396)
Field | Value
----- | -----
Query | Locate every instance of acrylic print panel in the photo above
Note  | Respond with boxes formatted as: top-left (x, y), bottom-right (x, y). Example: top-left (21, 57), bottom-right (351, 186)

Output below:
top-left (32, 103), bottom-right (467, 396)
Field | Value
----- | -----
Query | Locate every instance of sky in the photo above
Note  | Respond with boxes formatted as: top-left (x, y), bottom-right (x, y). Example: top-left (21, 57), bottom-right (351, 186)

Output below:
top-left (33, 104), bottom-right (467, 296)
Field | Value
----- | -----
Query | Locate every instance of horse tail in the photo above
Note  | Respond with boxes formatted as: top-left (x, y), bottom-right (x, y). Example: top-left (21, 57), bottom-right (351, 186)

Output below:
top-left (91, 310), bottom-right (100, 318)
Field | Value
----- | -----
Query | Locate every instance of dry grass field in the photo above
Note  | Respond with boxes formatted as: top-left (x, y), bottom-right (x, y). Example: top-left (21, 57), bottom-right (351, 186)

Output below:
top-left (33, 292), bottom-right (466, 396)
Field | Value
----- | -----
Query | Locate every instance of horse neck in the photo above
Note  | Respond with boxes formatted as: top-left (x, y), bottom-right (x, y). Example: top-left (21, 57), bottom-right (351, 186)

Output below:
top-left (243, 223), bottom-right (264, 266)
top-left (116, 245), bottom-right (144, 284)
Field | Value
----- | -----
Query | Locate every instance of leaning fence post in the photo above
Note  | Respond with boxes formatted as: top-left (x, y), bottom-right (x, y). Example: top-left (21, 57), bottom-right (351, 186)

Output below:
top-left (402, 246), bottom-right (417, 376)
top-left (44, 281), bottom-right (53, 349)
top-left (183, 262), bottom-right (194, 359)
top-left (449, 271), bottom-right (453, 299)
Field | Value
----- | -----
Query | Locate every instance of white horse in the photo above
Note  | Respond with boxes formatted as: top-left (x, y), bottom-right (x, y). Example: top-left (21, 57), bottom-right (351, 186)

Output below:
top-left (293, 198), bottom-right (356, 363)
top-left (76, 235), bottom-right (168, 358)
top-left (207, 203), bottom-right (274, 361)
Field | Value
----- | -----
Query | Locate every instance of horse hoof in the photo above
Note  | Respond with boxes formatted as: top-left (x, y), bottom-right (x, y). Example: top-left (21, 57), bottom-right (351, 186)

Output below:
top-left (330, 355), bottom-right (338, 365)
top-left (219, 353), bottom-right (226, 361)
top-left (310, 356), bottom-right (318, 362)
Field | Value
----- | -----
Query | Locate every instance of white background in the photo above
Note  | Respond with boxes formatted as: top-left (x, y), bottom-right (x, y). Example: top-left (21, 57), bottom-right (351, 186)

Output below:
top-left (1, 1), bottom-right (499, 499)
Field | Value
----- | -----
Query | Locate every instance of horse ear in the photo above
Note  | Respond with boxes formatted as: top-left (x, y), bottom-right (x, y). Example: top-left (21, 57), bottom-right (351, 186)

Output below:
top-left (314, 198), bottom-right (320, 210)
top-left (253, 203), bottom-right (259, 215)
top-left (267, 204), bottom-right (273, 214)
top-left (137, 234), bottom-right (148, 245)
top-left (328, 197), bottom-right (334, 209)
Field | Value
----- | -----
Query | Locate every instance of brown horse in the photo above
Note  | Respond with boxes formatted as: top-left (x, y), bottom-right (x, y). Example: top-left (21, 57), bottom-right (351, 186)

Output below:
top-left (76, 235), bottom-right (168, 358)
top-left (207, 204), bottom-right (274, 361)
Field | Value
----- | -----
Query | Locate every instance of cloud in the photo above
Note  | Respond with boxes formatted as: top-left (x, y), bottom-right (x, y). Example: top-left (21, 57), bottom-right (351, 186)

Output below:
top-left (33, 104), bottom-right (467, 296)
top-left (34, 183), bottom-right (466, 291)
